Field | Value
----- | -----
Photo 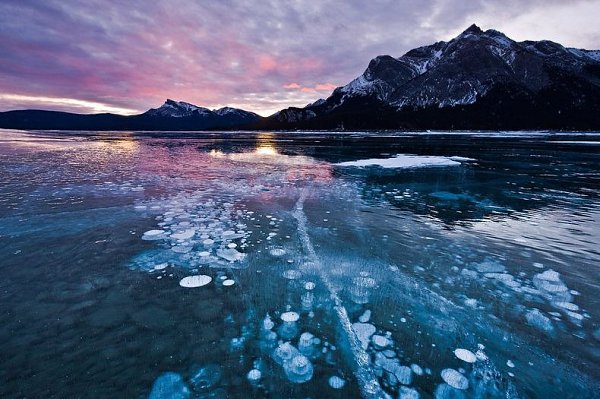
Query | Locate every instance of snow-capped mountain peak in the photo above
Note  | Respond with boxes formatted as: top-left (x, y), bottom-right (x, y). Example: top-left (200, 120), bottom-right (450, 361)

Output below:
top-left (213, 106), bottom-right (257, 117)
top-left (269, 24), bottom-right (600, 130)
top-left (330, 24), bottom-right (600, 111)
top-left (141, 100), bottom-right (261, 127)
top-left (146, 99), bottom-right (211, 118)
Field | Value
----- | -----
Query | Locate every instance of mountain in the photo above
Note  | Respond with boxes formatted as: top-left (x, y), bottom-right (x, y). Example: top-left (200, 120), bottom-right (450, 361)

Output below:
top-left (144, 99), bottom-right (213, 118)
top-left (265, 24), bottom-right (600, 130)
top-left (1, 24), bottom-right (599, 131)
top-left (0, 100), bottom-right (261, 130)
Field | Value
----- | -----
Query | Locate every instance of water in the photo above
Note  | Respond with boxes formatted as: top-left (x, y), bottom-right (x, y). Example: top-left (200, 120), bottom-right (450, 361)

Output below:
top-left (0, 129), bottom-right (599, 398)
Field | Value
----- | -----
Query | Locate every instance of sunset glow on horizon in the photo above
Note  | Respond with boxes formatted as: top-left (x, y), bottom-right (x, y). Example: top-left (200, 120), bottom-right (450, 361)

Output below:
top-left (1, 0), bottom-right (598, 116)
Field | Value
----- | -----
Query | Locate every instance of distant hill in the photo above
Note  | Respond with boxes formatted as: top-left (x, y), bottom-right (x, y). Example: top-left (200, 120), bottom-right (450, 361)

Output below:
top-left (0, 99), bottom-right (261, 131)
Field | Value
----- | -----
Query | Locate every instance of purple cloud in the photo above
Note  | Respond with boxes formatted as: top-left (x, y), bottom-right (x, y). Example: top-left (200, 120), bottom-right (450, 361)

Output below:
top-left (0, 0), bottom-right (598, 115)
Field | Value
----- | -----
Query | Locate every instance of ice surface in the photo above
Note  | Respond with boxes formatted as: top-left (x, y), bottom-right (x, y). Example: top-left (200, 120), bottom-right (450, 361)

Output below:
top-left (282, 269), bottom-right (302, 280)
top-left (4, 130), bottom-right (600, 399)
top-left (475, 259), bottom-right (506, 273)
top-left (148, 372), bottom-right (191, 399)
top-left (525, 308), bottom-right (554, 334)
top-left (269, 248), bottom-right (287, 257)
top-left (283, 355), bottom-right (314, 383)
top-left (189, 364), bottom-right (223, 391)
top-left (272, 342), bottom-right (299, 366)
top-left (399, 386), bottom-right (420, 399)
top-left (434, 383), bottom-right (466, 399)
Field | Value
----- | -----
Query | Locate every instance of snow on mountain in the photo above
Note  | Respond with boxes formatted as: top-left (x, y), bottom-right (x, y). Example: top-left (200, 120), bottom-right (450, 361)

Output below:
top-left (268, 24), bottom-right (600, 130)
top-left (146, 99), bottom-right (212, 118)
top-left (213, 106), bottom-right (259, 119)
top-left (143, 100), bottom-right (260, 127)
top-left (323, 24), bottom-right (600, 111)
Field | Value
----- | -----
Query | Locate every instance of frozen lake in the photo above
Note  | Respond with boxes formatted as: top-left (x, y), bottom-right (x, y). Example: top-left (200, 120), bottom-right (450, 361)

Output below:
top-left (0, 129), bottom-right (599, 398)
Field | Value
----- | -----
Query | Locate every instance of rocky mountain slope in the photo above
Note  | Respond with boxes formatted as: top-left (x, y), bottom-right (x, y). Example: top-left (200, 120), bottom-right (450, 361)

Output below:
top-left (267, 24), bottom-right (600, 130)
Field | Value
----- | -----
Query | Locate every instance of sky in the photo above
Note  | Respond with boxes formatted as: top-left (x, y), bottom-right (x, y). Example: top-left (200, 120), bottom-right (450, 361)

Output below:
top-left (0, 0), bottom-right (599, 116)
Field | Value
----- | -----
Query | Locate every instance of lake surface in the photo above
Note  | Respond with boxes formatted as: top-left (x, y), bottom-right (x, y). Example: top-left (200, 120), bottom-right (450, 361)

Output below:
top-left (0, 129), bottom-right (599, 399)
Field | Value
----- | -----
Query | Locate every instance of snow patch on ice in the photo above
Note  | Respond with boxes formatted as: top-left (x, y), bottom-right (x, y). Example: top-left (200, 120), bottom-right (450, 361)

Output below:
top-left (336, 154), bottom-right (464, 169)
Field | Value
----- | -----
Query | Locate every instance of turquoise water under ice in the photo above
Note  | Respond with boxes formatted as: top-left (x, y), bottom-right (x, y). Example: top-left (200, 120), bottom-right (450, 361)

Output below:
top-left (0, 129), bottom-right (599, 398)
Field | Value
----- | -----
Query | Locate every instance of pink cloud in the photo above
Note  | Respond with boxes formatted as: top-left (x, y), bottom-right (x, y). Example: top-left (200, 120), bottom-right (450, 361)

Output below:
top-left (283, 82), bottom-right (338, 93)
top-left (315, 83), bottom-right (337, 91)
top-left (258, 55), bottom-right (277, 72)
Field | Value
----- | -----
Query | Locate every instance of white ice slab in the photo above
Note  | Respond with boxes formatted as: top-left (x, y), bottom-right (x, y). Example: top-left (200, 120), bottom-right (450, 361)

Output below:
top-left (335, 154), bottom-right (463, 169)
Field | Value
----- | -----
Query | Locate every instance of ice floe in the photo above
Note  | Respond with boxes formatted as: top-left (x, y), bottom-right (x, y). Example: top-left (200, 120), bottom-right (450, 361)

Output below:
top-left (348, 276), bottom-right (377, 304)
top-left (335, 154), bottom-right (465, 169)
top-left (189, 364), bottom-right (222, 391)
top-left (148, 372), bottom-right (191, 399)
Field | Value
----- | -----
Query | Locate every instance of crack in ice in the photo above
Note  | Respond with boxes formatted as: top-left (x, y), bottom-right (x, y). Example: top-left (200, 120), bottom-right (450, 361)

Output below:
top-left (292, 188), bottom-right (390, 399)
